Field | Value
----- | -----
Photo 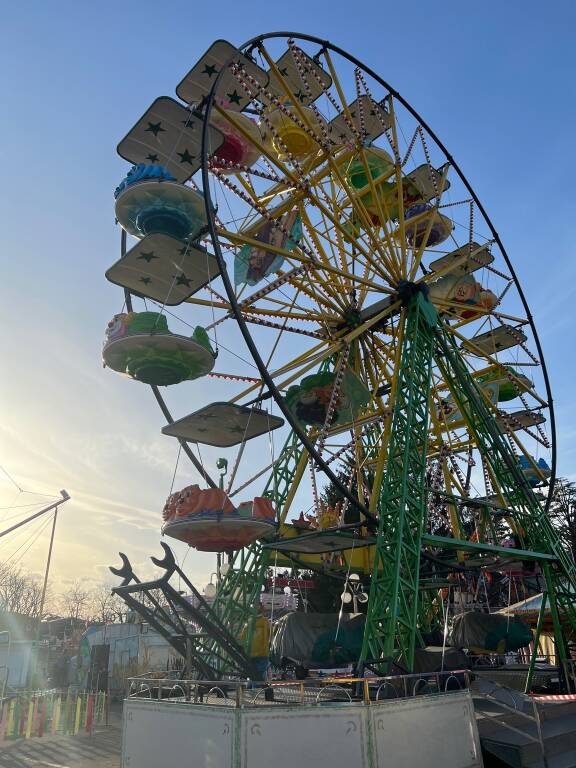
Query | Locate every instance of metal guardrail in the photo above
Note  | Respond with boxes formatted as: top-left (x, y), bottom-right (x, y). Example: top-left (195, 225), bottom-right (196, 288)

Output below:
top-left (470, 654), bottom-right (576, 694)
top-left (562, 659), bottom-right (576, 692)
top-left (473, 681), bottom-right (548, 766)
top-left (126, 669), bottom-right (470, 708)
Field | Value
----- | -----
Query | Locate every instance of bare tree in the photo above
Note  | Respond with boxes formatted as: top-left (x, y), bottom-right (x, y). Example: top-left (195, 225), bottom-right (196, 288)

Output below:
top-left (0, 562), bottom-right (50, 619)
top-left (90, 583), bottom-right (114, 624)
top-left (58, 580), bottom-right (91, 621)
top-left (89, 583), bottom-right (127, 624)
top-left (550, 478), bottom-right (576, 563)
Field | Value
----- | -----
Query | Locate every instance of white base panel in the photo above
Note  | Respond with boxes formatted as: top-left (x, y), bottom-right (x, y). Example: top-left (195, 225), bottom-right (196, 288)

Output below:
top-left (122, 691), bottom-right (483, 768)
top-left (241, 706), bottom-right (368, 768)
top-left (122, 701), bottom-right (234, 768)
top-left (370, 694), bottom-right (481, 768)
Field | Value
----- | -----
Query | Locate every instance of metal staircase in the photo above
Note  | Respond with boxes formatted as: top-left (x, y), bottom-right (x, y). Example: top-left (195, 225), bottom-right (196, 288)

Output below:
top-left (473, 679), bottom-right (576, 767)
top-left (110, 543), bottom-right (257, 679)
top-left (110, 431), bottom-right (306, 678)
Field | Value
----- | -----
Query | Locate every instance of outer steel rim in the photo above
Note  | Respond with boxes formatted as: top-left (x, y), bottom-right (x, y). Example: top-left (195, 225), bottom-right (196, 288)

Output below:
top-left (196, 32), bottom-right (555, 514)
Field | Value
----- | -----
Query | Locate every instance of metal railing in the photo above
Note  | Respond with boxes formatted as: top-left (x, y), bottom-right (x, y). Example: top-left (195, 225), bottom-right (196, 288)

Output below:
top-left (126, 669), bottom-right (470, 708)
top-left (562, 659), bottom-right (576, 692)
top-left (470, 653), bottom-right (576, 694)
top-left (473, 681), bottom-right (548, 767)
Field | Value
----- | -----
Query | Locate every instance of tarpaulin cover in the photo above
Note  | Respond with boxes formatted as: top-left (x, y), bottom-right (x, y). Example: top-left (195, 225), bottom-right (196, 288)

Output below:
top-left (449, 610), bottom-right (533, 653)
top-left (412, 646), bottom-right (469, 674)
top-left (271, 612), bottom-right (351, 666)
top-left (311, 614), bottom-right (366, 666)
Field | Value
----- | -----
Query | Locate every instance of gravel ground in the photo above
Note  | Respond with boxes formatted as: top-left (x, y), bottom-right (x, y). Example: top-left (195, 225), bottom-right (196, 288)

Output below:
top-left (0, 707), bottom-right (122, 768)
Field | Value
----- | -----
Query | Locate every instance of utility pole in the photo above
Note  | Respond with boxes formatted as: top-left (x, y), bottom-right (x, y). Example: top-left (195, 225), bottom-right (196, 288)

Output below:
top-left (36, 505), bottom-right (60, 637)
top-left (24, 490), bottom-right (71, 687)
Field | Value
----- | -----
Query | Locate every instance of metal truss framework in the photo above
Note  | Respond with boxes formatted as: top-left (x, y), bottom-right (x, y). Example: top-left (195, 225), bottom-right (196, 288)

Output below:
top-left (360, 291), bottom-right (436, 670)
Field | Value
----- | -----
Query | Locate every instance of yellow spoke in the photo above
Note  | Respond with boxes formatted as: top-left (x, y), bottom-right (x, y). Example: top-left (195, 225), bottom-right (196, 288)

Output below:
top-left (218, 227), bottom-right (394, 296)
top-left (186, 294), bottom-right (333, 325)
top-left (285, 272), bottom-right (343, 314)
top-left (279, 443), bottom-right (313, 524)
top-left (386, 96), bottom-right (408, 275)
top-left (354, 145), bottom-right (402, 279)
top-left (235, 172), bottom-right (259, 204)
top-left (442, 322), bottom-right (547, 408)
top-left (428, 404), bottom-right (464, 539)
top-left (299, 210), bottom-right (349, 305)
top-left (307, 209), bottom-right (393, 290)
top-left (229, 338), bottom-right (337, 404)
top-left (259, 44), bottom-right (398, 275)
top-left (323, 173), bottom-right (398, 286)
top-left (186, 296), bottom-right (231, 311)
top-left (421, 242), bottom-right (495, 284)
top-left (407, 165), bottom-right (450, 281)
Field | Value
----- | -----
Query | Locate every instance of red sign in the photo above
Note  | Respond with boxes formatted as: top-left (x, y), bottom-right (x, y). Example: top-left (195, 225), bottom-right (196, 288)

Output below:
top-left (266, 578), bottom-right (315, 589)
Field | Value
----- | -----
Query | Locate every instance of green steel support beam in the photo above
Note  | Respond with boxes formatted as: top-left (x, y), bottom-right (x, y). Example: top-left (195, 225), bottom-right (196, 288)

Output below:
top-left (434, 323), bottom-right (576, 680)
top-left (422, 534), bottom-right (557, 563)
top-left (525, 591), bottom-right (547, 694)
top-left (262, 431), bottom-right (302, 511)
top-left (542, 563), bottom-right (572, 691)
top-left (209, 429), bottom-right (304, 667)
top-left (360, 291), bottom-right (437, 671)
top-left (359, 300), bottom-right (576, 679)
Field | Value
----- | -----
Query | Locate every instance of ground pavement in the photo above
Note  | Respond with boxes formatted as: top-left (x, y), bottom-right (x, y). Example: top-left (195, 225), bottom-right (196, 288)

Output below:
top-left (0, 707), bottom-right (121, 768)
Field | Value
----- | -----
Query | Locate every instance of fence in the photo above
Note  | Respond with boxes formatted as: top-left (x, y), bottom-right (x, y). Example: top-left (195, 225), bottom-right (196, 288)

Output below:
top-left (468, 653), bottom-right (576, 694)
top-left (0, 690), bottom-right (108, 741)
top-left (127, 669), bottom-right (470, 708)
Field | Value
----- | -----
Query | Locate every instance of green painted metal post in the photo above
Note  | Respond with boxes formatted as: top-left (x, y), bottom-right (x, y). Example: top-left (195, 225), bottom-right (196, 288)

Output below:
top-left (360, 292), bottom-right (437, 671)
top-left (542, 564), bottom-right (571, 691)
top-left (525, 591), bottom-right (547, 693)
top-left (208, 430), bottom-right (304, 668)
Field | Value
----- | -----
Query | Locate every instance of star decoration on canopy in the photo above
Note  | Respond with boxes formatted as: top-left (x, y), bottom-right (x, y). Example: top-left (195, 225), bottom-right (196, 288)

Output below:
top-left (202, 64), bottom-right (217, 77)
top-left (226, 89), bottom-right (242, 105)
top-left (177, 149), bottom-right (195, 165)
top-left (139, 277), bottom-right (152, 285)
top-left (137, 251), bottom-right (158, 263)
top-left (174, 273), bottom-right (192, 287)
top-left (146, 153), bottom-right (159, 163)
top-left (145, 121), bottom-right (165, 137)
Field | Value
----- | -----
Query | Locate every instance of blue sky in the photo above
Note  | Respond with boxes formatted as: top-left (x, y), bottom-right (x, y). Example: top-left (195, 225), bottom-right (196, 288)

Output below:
top-left (1, 1), bottom-right (575, 593)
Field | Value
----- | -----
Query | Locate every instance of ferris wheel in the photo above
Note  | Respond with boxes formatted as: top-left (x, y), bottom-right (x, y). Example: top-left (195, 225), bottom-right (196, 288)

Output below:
top-left (105, 33), bottom-right (576, 676)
